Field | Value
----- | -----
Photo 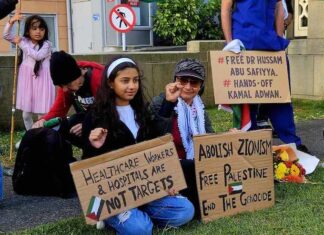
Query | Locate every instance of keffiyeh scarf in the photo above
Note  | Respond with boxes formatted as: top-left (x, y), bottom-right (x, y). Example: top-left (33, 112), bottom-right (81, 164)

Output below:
top-left (175, 96), bottom-right (206, 160)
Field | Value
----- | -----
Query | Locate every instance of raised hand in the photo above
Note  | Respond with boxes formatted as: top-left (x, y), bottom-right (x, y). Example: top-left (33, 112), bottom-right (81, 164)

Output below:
top-left (9, 10), bottom-right (23, 25)
top-left (89, 128), bottom-right (108, 149)
top-left (165, 82), bottom-right (183, 102)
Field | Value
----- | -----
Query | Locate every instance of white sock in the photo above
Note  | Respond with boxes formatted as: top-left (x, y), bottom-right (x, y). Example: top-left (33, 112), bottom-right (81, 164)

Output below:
top-left (22, 111), bottom-right (33, 131)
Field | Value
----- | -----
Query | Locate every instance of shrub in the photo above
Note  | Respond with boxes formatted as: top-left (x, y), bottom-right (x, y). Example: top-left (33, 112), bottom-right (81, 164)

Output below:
top-left (153, 0), bottom-right (202, 46)
top-left (197, 0), bottom-right (223, 40)
top-left (153, 0), bottom-right (223, 46)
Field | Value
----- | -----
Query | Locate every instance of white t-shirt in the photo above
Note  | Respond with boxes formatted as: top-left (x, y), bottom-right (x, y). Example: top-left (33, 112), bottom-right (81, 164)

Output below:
top-left (282, 0), bottom-right (289, 20)
top-left (116, 105), bottom-right (139, 139)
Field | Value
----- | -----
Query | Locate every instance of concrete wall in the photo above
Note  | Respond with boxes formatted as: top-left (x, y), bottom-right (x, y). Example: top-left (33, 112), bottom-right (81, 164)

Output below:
top-left (0, 41), bottom-right (219, 130)
top-left (0, 40), bottom-right (322, 130)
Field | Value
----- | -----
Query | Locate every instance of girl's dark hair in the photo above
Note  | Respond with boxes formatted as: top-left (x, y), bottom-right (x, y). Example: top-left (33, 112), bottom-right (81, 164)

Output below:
top-left (18, 15), bottom-right (49, 77)
top-left (92, 56), bottom-right (150, 138)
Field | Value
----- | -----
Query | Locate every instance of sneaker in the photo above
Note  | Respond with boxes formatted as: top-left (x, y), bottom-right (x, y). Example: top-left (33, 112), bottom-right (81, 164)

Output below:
top-left (256, 119), bottom-right (278, 137)
top-left (257, 119), bottom-right (272, 129)
top-left (296, 144), bottom-right (312, 155)
top-left (15, 140), bottom-right (21, 150)
top-left (96, 221), bottom-right (105, 230)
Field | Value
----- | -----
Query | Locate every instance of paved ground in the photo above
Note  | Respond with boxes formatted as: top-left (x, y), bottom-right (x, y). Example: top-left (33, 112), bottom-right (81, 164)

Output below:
top-left (273, 119), bottom-right (324, 159)
top-left (297, 119), bottom-right (324, 158)
top-left (0, 119), bottom-right (323, 233)
top-left (0, 177), bottom-right (82, 233)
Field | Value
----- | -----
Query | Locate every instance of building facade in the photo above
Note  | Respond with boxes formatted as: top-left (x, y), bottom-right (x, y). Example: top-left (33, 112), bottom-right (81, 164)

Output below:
top-left (0, 0), bottom-right (309, 54)
top-left (70, 0), bottom-right (155, 53)
top-left (0, 0), bottom-right (156, 54)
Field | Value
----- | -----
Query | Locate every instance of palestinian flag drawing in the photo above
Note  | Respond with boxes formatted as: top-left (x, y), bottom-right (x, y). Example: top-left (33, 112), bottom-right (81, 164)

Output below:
top-left (218, 104), bottom-right (251, 131)
top-left (228, 182), bottom-right (243, 195)
top-left (86, 196), bottom-right (105, 221)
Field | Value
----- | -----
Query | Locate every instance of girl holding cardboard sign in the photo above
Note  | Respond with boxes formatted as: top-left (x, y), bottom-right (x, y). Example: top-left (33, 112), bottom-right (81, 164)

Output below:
top-left (82, 57), bottom-right (194, 234)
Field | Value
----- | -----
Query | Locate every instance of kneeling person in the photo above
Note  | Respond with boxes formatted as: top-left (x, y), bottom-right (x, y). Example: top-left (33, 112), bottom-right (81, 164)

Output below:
top-left (32, 51), bottom-right (104, 148)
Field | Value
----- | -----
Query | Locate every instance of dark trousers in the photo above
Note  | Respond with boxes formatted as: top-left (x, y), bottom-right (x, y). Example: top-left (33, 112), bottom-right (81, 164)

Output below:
top-left (59, 112), bottom-right (86, 148)
top-left (179, 159), bottom-right (201, 219)
top-left (254, 55), bottom-right (301, 145)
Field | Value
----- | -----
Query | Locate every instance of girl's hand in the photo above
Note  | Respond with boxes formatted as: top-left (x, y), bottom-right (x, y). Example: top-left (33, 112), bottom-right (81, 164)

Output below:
top-left (70, 123), bottom-right (82, 137)
top-left (9, 10), bottom-right (23, 25)
top-left (229, 128), bottom-right (242, 133)
top-left (89, 128), bottom-right (108, 149)
top-left (167, 188), bottom-right (178, 196)
top-left (165, 82), bottom-right (183, 102)
top-left (12, 35), bottom-right (21, 44)
top-left (32, 119), bottom-right (46, 128)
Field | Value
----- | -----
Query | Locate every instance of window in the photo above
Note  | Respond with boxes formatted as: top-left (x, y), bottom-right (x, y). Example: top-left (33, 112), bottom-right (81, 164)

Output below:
top-left (10, 14), bottom-right (57, 51)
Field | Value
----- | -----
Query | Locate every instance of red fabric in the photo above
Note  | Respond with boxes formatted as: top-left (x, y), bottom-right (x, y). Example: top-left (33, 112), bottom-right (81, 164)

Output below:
top-left (41, 61), bottom-right (104, 121)
top-left (77, 61), bottom-right (103, 96)
top-left (241, 104), bottom-right (251, 131)
top-left (41, 88), bottom-right (71, 120)
top-left (171, 117), bottom-right (186, 159)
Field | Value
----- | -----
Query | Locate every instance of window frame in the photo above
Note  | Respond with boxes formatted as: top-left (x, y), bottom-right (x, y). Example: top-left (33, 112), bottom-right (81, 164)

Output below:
top-left (9, 13), bottom-right (58, 51)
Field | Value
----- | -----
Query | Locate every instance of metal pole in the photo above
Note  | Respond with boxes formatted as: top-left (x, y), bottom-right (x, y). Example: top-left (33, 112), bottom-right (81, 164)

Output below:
top-left (122, 32), bottom-right (126, 51)
top-left (9, 1), bottom-right (22, 160)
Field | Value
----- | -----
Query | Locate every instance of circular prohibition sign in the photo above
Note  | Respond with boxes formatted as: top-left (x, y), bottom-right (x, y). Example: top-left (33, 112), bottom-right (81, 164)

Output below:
top-left (109, 4), bottom-right (136, 33)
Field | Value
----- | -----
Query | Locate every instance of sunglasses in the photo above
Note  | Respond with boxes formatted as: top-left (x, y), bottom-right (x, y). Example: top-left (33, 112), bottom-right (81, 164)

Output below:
top-left (177, 77), bottom-right (202, 88)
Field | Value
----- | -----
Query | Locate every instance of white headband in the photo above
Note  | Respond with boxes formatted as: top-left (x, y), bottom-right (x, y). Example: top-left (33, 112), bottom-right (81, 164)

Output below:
top-left (106, 58), bottom-right (136, 79)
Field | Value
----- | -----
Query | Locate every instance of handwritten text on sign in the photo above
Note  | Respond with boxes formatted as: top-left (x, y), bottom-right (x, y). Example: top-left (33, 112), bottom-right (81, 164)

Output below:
top-left (210, 51), bottom-right (290, 104)
top-left (70, 135), bottom-right (187, 224)
top-left (194, 130), bottom-right (274, 223)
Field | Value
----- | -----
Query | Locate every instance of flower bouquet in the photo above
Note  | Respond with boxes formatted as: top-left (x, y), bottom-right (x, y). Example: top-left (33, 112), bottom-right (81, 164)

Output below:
top-left (273, 145), bottom-right (306, 183)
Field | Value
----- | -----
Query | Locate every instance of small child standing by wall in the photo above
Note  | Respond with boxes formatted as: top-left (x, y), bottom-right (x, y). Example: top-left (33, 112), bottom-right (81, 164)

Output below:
top-left (3, 11), bottom-right (55, 134)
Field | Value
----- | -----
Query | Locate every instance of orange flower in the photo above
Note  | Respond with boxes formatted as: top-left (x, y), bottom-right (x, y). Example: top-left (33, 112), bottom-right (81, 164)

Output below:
top-left (290, 164), bottom-right (300, 176)
top-left (284, 175), bottom-right (305, 183)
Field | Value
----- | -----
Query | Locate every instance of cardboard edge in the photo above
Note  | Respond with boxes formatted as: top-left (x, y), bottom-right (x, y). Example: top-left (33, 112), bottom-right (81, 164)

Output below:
top-left (193, 129), bottom-right (272, 141)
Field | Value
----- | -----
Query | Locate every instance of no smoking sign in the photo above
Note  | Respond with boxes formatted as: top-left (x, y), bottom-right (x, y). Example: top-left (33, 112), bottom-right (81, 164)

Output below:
top-left (109, 4), bottom-right (136, 33)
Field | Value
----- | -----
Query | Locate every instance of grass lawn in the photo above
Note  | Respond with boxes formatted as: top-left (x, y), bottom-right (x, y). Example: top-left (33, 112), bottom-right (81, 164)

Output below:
top-left (11, 168), bottom-right (324, 235)
top-left (1, 98), bottom-right (324, 234)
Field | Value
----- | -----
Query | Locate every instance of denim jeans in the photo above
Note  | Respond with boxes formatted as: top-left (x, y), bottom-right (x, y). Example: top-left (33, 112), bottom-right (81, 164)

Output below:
top-left (104, 195), bottom-right (194, 235)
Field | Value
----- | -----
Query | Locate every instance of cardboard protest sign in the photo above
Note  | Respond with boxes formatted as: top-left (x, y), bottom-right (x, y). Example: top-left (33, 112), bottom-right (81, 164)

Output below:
top-left (210, 50), bottom-right (290, 104)
top-left (194, 130), bottom-right (274, 223)
top-left (70, 135), bottom-right (187, 224)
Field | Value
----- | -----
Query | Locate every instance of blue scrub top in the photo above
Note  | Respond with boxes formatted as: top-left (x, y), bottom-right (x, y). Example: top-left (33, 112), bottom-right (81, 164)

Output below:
top-left (232, 0), bottom-right (289, 51)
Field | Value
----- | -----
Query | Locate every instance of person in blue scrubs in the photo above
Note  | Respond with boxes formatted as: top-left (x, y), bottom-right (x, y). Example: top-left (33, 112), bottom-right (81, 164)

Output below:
top-left (221, 0), bottom-right (310, 153)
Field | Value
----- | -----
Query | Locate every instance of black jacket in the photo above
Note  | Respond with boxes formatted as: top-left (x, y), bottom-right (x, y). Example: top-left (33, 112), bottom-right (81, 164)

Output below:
top-left (149, 93), bottom-right (214, 136)
top-left (82, 109), bottom-right (155, 159)
top-left (0, 0), bottom-right (18, 20)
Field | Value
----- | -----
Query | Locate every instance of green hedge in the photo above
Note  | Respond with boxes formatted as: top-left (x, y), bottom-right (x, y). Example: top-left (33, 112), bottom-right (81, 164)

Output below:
top-left (153, 0), bottom-right (223, 46)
